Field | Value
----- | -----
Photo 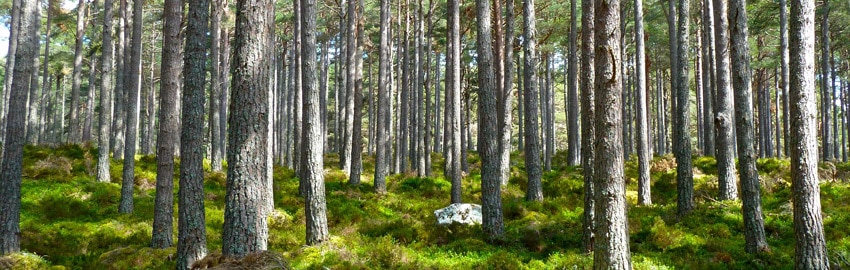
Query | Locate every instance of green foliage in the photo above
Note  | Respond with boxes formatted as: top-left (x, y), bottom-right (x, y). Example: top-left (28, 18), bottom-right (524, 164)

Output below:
top-left (12, 145), bottom-right (850, 269)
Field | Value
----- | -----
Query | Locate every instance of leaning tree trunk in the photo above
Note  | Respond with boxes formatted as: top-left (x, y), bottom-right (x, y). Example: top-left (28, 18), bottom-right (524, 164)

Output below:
top-left (222, 0), bottom-right (273, 257)
top-left (176, 0), bottom-right (210, 265)
top-left (151, 0), bottom-right (183, 250)
top-left (96, 0), bottom-right (115, 183)
top-left (675, 0), bottom-right (694, 216)
top-left (729, 0), bottom-right (769, 253)
top-left (789, 0), bottom-right (829, 265)
top-left (580, 0), bottom-right (595, 253)
top-left (0, 0), bottom-right (39, 253)
top-left (593, 0), bottom-right (631, 266)
top-left (476, 0), bottom-right (504, 240)
top-left (713, 0), bottom-right (738, 200)
top-left (523, 0), bottom-right (543, 202)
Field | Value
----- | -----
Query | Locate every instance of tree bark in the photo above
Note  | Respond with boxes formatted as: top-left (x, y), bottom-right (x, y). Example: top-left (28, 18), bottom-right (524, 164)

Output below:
top-left (712, 0), bottom-right (738, 200)
top-left (498, 0), bottom-right (515, 186)
top-left (119, 0), bottom-right (145, 215)
top-left (780, 0), bottom-right (789, 157)
top-left (97, 0), bottom-right (116, 183)
top-left (789, 0), bottom-right (829, 265)
top-left (349, 0), bottom-right (364, 185)
top-left (223, 0), bottom-right (273, 256)
top-left (700, 0), bottom-right (715, 157)
top-left (634, 0), bottom-right (651, 206)
top-left (374, 0), bottom-right (391, 194)
top-left (209, 0), bottom-right (224, 171)
top-left (593, 0), bottom-right (631, 266)
top-left (675, 0), bottom-right (694, 216)
top-left (0, 0), bottom-right (39, 253)
top-left (567, 0), bottom-right (580, 166)
top-left (69, 0), bottom-right (87, 143)
top-left (820, 0), bottom-right (832, 161)
top-left (729, 0), bottom-right (769, 253)
top-left (448, 0), bottom-right (462, 204)
top-left (151, 0), bottom-right (183, 250)
top-left (581, 0), bottom-right (595, 253)
top-left (176, 0), bottom-right (211, 265)
top-left (0, 0), bottom-right (21, 144)
top-left (523, 0), bottom-right (543, 202)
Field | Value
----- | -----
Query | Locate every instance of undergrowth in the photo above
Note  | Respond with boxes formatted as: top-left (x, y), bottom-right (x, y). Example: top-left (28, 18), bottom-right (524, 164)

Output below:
top-left (2, 144), bottom-right (850, 269)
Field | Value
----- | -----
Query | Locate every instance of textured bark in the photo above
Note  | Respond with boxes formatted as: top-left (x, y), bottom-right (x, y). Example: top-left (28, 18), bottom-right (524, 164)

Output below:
top-left (666, 0), bottom-right (677, 152)
top-left (476, 0), bottom-right (504, 240)
top-left (151, 0), bottom-right (182, 250)
top-left (341, 0), bottom-right (357, 175)
top-left (119, 0), bottom-right (145, 215)
top-left (26, 52), bottom-right (39, 144)
top-left (97, 0), bottom-right (115, 183)
top-left (544, 55), bottom-right (554, 171)
top-left (523, 0), bottom-right (543, 202)
top-left (0, 0), bottom-right (21, 143)
top-left (210, 0), bottom-right (224, 172)
top-left (220, 26), bottom-right (231, 164)
top-left (820, 0), bottom-right (832, 161)
top-left (498, 0), bottom-right (515, 186)
top-left (675, 0), bottom-right (694, 216)
top-left (176, 0), bottom-right (211, 265)
top-left (38, 3), bottom-right (53, 144)
top-left (780, 0), bottom-right (789, 157)
top-left (448, 0), bottom-right (462, 204)
top-left (374, 0), bottom-right (391, 194)
top-left (112, 0), bottom-right (126, 160)
top-left (634, 0), bottom-right (650, 206)
top-left (712, 0), bottom-right (738, 201)
top-left (302, 0), bottom-right (329, 245)
top-left (349, 0), bottom-right (364, 186)
top-left (700, 0), bottom-right (715, 157)
top-left (566, 0), bottom-right (579, 166)
top-left (82, 57), bottom-right (97, 143)
top-left (415, 1), bottom-right (425, 177)
top-left (293, 0), bottom-right (303, 178)
top-left (399, 1), bottom-right (410, 173)
top-left (789, 0), bottom-right (829, 265)
top-left (729, 0), bottom-right (769, 253)
top-left (593, 0), bottom-right (631, 266)
top-left (0, 0), bottom-right (38, 253)
top-left (68, 0), bottom-right (87, 143)
top-left (581, 0), bottom-right (595, 253)
top-left (223, 0), bottom-right (273, 256)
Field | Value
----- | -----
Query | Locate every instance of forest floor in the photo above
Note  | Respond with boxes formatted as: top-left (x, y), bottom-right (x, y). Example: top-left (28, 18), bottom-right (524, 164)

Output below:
top-left (1, 144), bottom-right (850, 269)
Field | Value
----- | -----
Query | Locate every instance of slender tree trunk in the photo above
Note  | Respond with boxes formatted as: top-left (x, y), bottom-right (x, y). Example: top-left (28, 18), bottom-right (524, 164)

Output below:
top-left (820, 0), bottom-right (832, 161)
top-left (712, 0), bottom-right (738, 200)
top-left (293, 0), bottom-right (303, 179)
top-left (151, 0), bottom-right (182, 250)
top-left (0, 0), bottom-right (21, 145)
top-left (523, 0), bottom-right (543, 201)
top-left (220, 25), bottom-right (230, 163)
top-left (0, 0), bottom-right (38, 253)
top-left (581, 0), bottom-right (595, 253)
top-left (729, 0), bottom-right (769, 253)
top-left (119, 0), bottom-right (145, 215)
top-left (567, 0), bottom-right (579, 166)
top-left (780, 0), bottom-right (789, 156)
top-left (634, 0), bottom-right (650, 206)
top-left (499, 0), bottom-right (515, 186)
top-left (38, 3), bottom-right (54, 145)
top-left (789, 0), bottom-right (829, 265)
top-left (349, 0), bottom-right (364, 185)
top-left (399, 0), bottom-right (410, 173)
top-left (113, 0), bottom-right (127, 160)
top-left (223, 0), bottom-right (273, 256)
top-left (375, 0), bottom-right (391, 193)
top-left (82, 57), bottom-right (97, 143)
top-left (209, 0), bottom-right (223, 171)
top-left (97, 0), bottom-right (116, 183)
top-left (700, 0), bottom-right (715, 157)
top-left (301, 0), bottom-right (330, 245)
top-left (593, 0), bottom-right (631, 265)
top-left (448, 0), bottom-right (462, 204)
top-left (176, 0), bottom-right (210, 265)
top-left (341, 0), bottom-right (357, 175)
top-left (675, 0), bottom-right (694, 216)
top-left (68, 0), bottom-right (87, 143)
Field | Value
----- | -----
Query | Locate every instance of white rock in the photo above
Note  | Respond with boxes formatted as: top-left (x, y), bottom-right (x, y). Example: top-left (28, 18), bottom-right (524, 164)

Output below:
top-left (434, 203), bottom-right (483, 226)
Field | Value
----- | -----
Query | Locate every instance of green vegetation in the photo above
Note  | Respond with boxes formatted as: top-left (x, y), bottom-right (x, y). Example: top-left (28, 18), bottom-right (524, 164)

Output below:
top-left (2, 145), bottom-right (850, 269)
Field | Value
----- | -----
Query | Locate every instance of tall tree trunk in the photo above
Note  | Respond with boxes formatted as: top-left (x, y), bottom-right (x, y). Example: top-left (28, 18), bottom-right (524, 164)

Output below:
top-left (69, 0), bottom-right (87, 143)
top-left (97, 0), bottom-right (116, 183)
top-left (399, 0), bottom-right (410, 173)
top-left (567, 0), bottom-right (579, 166)
top-left (780, 0), bottom-right (789, 156)
top-left (789, 0), bottom-right (829, 265)
top-left (712, 0), bottom-right (738, 200)
top-left (593, 0), bottom-right (631, 265)
top-left (113, 0), bottom-right (127, 160)
top-left (223, 0), bottom-right (273, 256)
top-left (293, 0), bottom-right (303, 179)
top-left (82, 57), bottom-right (97, 143)
top-left (476, 0), bottom-right (504, 240)
top-left (634, 0), bottom-right (651, 206)
top-left (0, 0), bottom-right (21, 144)
top-left (675, 0), bottom-right (694, 216)
top-left (0, 0), bottom-right (39, 253)
top-left (580, 0), bottom-right (595, 253)
top-left (341, 0), bottom-right (357, 175)
top-left (176, 0), bottom-right (210, 265)
top-left (38, 2), bottom-right (53, 145)
top-left (499, 0), bottom-right (515, 186)
top-left (220, 25), bottom-right (230, 164)
top-left (375, 0), bottom-right (391, 194)
top-left (729, 0), bottom-right (769, 253)
top-left (523, 0), bottom-right (542, 202)
top-left (820, 0), bottom-right (832, 161)
top-left (544, 54), bottom-right (554, 171)
top-left (349, 0), bottom-right (364, 185)
top-left (119, 0), bottom-right (145, 214)
top-left (209, 0), bottom-right (223, 171)
top-left (700, 0), bottom-right (715, 157)
top-left (448, 0), bottom-right (462, 204)
top-left (152, 0), bottom-right (182, 250)
top-left (301, 0), bottom-right (330, 245)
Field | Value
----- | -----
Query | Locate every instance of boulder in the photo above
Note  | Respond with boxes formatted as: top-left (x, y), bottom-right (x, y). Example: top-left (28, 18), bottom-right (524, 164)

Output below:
top-left (434, 203), bottom-right (482, 226)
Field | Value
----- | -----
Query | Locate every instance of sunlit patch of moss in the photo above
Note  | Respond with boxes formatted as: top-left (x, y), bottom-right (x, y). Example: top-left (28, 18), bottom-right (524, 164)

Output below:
top-left (97, 246), bottom-right (176, 270)
top-left (0, 252), bottom-right (53, 270)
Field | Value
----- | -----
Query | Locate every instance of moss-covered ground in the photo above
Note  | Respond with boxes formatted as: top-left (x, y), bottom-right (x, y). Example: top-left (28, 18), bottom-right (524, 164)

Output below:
top-left (2, 144), bottom-right (850, 269)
